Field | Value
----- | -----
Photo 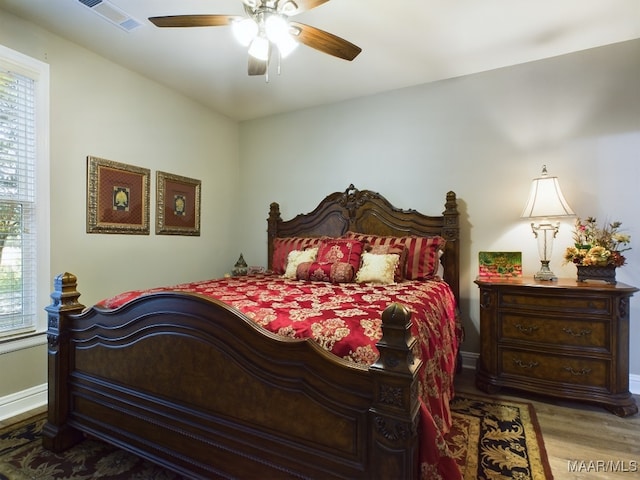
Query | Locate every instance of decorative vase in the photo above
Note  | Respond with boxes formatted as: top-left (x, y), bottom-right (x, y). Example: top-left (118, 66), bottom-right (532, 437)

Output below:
top-left (232, 253), bottom-right (248, 276)
top-left (576, 264), bottom-right (617, 284)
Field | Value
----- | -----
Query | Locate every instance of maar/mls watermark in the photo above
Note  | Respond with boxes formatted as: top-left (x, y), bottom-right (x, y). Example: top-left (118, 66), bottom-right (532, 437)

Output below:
top-left (568, 459), bottom-right (638, 473)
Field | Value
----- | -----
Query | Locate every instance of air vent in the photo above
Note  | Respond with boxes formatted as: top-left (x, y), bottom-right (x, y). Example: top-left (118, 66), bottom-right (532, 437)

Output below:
top-left (79, 0), bottom-right (102, 7)
top-left (77, 0), bottom-right (142, 32)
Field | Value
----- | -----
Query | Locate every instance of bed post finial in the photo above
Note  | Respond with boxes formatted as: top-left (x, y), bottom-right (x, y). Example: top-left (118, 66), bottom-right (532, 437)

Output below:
top-left (375, 303), bottom-right (418, 374)
top-left (42, 273), bottom-right (85, 452)
top-left (368, 303), bottom-right (421, 479)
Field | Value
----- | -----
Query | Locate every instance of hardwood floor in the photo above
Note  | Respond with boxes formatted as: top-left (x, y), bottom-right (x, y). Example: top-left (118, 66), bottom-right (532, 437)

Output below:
top-left (455, 367), bottom-right (640, 480)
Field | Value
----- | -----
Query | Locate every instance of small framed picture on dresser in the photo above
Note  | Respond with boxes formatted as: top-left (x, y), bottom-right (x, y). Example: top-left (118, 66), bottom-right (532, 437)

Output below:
top-left (478, 251), bottom-right (522, 279)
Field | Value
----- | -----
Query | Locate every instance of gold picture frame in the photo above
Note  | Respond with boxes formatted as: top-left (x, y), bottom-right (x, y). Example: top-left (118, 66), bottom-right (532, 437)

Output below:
top-left (156, 171), bottom-right (201, 236)
top-left (86, 156), bottom-right (150, 234)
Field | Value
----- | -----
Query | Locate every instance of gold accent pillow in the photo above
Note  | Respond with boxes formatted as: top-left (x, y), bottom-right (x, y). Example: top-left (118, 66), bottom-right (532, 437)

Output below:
top-left (355, 252), bottom-right (400, 284)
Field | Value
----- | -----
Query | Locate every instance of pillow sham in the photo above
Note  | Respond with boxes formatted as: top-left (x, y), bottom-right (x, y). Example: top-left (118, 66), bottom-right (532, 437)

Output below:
top-left (346, 232), bottom-right (445, 280)
top-left (316, 238), bottom-right (364, 272)
top-left (283, 247), bottom-right (318, 279)
top-left (355, 252), bottom-right (400, 284)
top-left (272, 237), bottom-right (324, 274)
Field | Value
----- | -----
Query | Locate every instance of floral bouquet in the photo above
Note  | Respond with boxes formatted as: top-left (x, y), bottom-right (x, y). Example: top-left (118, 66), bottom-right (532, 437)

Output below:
top-left (564, 217), bottom-right (631, 267)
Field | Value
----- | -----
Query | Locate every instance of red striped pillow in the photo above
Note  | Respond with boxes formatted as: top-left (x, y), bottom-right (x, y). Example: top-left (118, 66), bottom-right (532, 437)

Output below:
top-left (346, 232), bottom-right (445, 280)
top-left (272, 237), bottom-right (325, 274)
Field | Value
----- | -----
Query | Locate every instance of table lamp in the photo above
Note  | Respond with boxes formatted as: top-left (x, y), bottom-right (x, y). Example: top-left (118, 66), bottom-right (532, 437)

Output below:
top-left (521, 165), bottom-right (575, 280)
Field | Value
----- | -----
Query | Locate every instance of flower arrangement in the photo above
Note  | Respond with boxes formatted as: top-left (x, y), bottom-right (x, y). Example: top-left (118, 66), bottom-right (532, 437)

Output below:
top-left (563, 217), bottom-right (631, 267)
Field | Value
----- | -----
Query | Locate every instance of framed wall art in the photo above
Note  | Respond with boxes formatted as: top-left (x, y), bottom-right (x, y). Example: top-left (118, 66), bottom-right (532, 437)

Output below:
top-left (86, 156), bottom-right (150, 234)
top-left (156, 171), bottom-right (201, 236)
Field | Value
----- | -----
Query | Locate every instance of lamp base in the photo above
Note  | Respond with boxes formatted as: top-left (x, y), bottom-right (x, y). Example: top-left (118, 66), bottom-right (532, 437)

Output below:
top-left (534, 260), bottom-right (557, 281)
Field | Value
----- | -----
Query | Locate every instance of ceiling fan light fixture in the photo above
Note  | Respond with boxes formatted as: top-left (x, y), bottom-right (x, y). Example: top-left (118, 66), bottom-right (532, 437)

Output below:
top-left (264, 14), bottom-right (288, 42)
top-left (149, 0), bottom-right (362, 76)
top-left (232, 17), bottom-right (259, 46)
top-left (265, 14), bottom-right (297, 58)
top-left (248, 35), bottom-right (270, 60)
top-left (275, 33), bottom-right (298, 58)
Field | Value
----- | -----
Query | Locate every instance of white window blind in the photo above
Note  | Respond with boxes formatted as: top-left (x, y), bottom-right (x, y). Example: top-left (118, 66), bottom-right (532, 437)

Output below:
top-left (0, 63), bottom-right (38, 336)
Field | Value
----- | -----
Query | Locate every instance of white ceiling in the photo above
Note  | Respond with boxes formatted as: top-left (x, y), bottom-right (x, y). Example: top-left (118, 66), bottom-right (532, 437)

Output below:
top-left (1, 0), bottom-right (639, 121)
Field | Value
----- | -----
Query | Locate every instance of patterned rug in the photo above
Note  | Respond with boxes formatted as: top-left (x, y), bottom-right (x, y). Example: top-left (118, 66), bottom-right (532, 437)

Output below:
top-left (0, 393), bottom-right (552, 479)
top-left (447, 393), bottom-right (553, 480)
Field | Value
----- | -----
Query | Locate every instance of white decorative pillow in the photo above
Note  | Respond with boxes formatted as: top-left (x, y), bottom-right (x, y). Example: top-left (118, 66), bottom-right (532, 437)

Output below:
top-left (355, 253), bottom-right (400, 284)
top-left (283, 248), bottom-right (318, 279)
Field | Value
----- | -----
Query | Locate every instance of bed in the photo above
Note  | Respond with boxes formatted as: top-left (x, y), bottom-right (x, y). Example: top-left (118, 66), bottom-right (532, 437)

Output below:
top-left (43, 184), bottom-right (462, 479)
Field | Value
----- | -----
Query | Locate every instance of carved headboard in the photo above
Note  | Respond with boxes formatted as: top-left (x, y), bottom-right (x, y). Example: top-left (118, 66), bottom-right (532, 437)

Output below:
top-left (267, 184), bottom-right (460, 304)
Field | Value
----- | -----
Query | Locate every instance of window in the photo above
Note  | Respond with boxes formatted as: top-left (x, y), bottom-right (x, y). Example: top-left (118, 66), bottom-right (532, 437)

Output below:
top-left (0, 45), bottom-right (49, 340)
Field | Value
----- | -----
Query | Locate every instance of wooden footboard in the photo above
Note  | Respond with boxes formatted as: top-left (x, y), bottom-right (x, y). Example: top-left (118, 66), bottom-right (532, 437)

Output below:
top-left (43, 273), bottom-right (423, 479)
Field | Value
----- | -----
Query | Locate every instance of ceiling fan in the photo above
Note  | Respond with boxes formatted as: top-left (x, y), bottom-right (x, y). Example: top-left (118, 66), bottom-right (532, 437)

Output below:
top-left (149, 0), bottom-right (362, 77)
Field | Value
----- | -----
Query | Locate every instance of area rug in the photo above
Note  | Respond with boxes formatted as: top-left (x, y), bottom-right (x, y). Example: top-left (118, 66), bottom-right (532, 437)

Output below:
top-left (447, 392), bottom-right (554, 480)
top-left (0, 394), bottom-right (553, 479)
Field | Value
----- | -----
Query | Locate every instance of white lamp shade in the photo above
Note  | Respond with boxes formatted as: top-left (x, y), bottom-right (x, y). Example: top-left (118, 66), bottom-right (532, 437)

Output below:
top-left (521, 168), bottom-right (575, 219)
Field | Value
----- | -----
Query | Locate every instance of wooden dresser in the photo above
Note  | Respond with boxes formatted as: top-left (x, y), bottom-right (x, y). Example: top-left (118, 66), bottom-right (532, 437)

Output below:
top-left (475, 277), bottom-right (638, 417)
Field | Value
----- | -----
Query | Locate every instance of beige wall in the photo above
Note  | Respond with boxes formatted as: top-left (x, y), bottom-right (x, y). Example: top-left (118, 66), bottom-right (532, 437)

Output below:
top-left (0, 9), bottom-right (240, 416)
top-left (0, 339), bottom-right (46, 403)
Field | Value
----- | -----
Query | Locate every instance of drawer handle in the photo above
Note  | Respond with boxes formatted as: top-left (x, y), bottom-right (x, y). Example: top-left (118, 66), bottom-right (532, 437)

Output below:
top-left (513, 358), bottom-right (539, 369)
top-left (562, 327), bottom-right (592, 337)
top-left (480, 291), bottom-right (492, 309)
top-left (564, 366), bottom-right (592, 376)
top-left (515, 324), bottom-right (539, 335)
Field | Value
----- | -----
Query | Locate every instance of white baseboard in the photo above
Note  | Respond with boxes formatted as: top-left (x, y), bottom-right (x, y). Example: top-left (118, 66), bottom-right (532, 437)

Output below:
top-left (630, 374), bottom-right (640, 395)
top-left (0, 383), bottom-right (47, 422)
top-left (459, 350), bottom-right (640, 395)
top-left (460, 350), bottom-right (479, 371)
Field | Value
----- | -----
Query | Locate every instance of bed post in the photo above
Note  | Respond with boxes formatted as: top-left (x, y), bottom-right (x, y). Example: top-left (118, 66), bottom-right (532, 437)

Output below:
top-left (267, 202), bottom-right (281, 271)
top-left (369, 303), bottom-right (422, 480)
top-left (41, 273), bottom-right (85, 452)
top-left (441, 191), bottom-right (460, 304)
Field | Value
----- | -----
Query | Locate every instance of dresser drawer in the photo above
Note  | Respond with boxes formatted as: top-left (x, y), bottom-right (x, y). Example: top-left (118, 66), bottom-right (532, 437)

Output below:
top-left (500, 314), bottom-right (608, 349)
top-left (500, 291), bottom-right (611, 315)
top-left (500, 348), bottom-right (608, 388)
top-left (476, 278), bottom-right (638, 416)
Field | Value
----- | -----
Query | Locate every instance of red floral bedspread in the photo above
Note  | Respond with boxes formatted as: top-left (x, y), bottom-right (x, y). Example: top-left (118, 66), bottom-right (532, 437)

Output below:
top-left (98, 274), bottom-right (462, 479)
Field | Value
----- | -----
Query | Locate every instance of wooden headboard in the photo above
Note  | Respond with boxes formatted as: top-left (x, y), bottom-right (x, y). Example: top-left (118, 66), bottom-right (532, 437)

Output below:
top-left (267, 184), bottom-right (461, 304)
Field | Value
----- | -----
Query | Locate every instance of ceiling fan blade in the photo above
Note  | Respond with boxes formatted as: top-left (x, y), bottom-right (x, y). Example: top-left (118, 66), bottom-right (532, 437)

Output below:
top-left (248, 56), bottom-right (268, 76)
top-left (278, 0), bottom-right (331, 16)
top-left (149, 15), bottom-right (241, 28)
top-left (289, 22), bottom-right (361, 61)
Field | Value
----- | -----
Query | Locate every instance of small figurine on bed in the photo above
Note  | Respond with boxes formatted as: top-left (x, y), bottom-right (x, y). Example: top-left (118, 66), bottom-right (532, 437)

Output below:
top-left (232, 253), bottom-right (248, 276)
